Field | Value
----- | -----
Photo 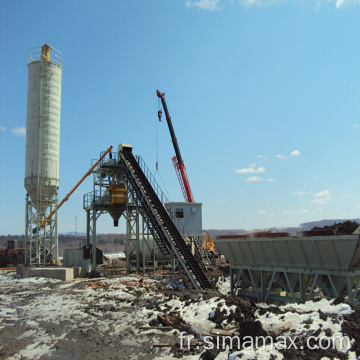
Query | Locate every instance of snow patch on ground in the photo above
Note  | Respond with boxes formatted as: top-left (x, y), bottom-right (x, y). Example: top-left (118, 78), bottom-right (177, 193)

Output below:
top-left (1, 270), bottom-right (359, 360)
top-left (166, 279), bottom-right (187, 289)
top-left (280, 298), bottom-right (353, 315)
top-left (216, 276), bottom-right (231, 295)
top-left (229, 347), bottom-right (284, 360)
top-left (104, 252), bottom-right (126, 259)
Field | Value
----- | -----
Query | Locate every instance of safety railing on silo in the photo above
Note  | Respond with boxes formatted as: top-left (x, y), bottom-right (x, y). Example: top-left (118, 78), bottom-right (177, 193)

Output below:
top-left (28, 46), bottom-right (63, 67)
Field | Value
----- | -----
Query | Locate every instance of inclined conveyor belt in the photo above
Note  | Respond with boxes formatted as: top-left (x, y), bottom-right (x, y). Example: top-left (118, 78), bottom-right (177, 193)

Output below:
top-left (118, 145), bottom-right (212, 290)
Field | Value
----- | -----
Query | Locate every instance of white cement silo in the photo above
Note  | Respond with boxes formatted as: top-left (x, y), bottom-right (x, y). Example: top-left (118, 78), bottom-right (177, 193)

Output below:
top-left (25, 44), bottom-right (62, 213)
top-left (24, 44), bottom-right (63, 266)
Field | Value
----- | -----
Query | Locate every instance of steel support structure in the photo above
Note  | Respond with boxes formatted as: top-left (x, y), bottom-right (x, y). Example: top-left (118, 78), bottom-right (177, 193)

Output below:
top-left (118, 146), bottom-right (212, 289)
top-left (83, 150), bottom-right (125, 275)
top-left (230, 265), bottom-right (360, 304)
top-left (83, 150), bottom-right (172, 276)
top-left (25, 193), bottom-right (58, 266)
top-left (85, 208), bottom-right (105, 274)
top-left (215, 235), bottom-right (360, 303)
top-left (141, 215), bottom-right (162, 275)
top-left (125, 199), bottom-right (140, 272)
top-left (142, 218), bottom-right (152, 275)
top-left (82, 145), bottom-right (210, 286)
top-left (125, 199), bottom-right (178, 276)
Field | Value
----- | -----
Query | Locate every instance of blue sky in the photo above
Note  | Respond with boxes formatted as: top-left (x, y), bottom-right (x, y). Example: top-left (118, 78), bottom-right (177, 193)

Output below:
top-left (1, 0), bottom-right (360, 235)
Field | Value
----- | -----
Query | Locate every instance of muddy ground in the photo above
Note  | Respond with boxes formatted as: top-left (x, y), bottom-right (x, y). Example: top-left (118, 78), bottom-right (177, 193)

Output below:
top-left (0, 259), bottom-right (359, 360)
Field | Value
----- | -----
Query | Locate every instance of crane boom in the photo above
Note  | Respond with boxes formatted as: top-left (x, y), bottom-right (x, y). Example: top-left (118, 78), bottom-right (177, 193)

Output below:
top-left (40, 145), bottom-right (113, 228)
top-left (156, 90), bottom-right (194, 203)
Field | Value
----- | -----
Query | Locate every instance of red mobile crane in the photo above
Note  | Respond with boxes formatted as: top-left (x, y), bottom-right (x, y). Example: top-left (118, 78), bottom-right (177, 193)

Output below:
top-left (156, 90), bottom-right (194, 203)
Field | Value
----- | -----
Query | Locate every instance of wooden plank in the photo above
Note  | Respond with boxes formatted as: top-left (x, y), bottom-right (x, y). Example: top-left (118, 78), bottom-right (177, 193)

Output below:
top-left (210, 329), bottom-right (240, 337)
top-left (153, 343), bottom-right (173, 348)
top-left (139, 326), bottom-right (173, 331)
top-left (158, 314), bottom-right (174, 324)
top-left (224, 325), bottom-right (240, 331)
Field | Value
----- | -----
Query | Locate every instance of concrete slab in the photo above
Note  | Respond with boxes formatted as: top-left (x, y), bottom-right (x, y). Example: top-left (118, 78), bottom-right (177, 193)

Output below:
top-left (16, 265), bottom-right (82, 281)
top-left (30, 267), bottom-right (74, 281)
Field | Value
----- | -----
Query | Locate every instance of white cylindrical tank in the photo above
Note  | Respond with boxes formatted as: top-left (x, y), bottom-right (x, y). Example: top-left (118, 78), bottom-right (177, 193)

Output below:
top-left (24, 45), bottom-right (63, 213)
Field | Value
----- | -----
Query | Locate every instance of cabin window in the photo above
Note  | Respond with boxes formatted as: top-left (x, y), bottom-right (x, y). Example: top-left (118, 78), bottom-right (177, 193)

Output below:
top-left (175, 208), bottom-right (184, 218)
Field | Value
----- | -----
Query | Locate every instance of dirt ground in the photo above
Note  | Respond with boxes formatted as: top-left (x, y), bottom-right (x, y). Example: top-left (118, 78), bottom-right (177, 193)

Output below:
top-left (1, 259), bottom-right (359, 360)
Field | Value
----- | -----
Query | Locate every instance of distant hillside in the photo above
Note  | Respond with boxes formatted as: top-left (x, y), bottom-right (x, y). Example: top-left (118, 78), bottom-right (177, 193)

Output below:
top-left (204, 219), bottom-right (360, 236)
top-left (61, 231), bottom-right (87, 237)
top-left (0, 234), bottom-right (125, 256)
top-left (2, 218), bottom-right (359, 254)
top-left (300, 218), bottom-right (360, 230)
top-left (277, 218), bottom-right (360, 236)
top-left (56, 234), bottom-right (126, 255)
top-left (310, 220), bottom-right (359, 235)
top-left (204, 229), bottom-right (246, 236)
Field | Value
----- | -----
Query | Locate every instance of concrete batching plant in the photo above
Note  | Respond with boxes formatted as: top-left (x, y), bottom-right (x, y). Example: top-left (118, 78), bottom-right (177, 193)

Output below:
top-left (24, 44), bottom-right (63, 266)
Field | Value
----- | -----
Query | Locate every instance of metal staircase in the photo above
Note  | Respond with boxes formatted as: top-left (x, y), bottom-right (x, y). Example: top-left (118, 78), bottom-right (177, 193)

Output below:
top-left (118, 145), bottom-right (212, 289)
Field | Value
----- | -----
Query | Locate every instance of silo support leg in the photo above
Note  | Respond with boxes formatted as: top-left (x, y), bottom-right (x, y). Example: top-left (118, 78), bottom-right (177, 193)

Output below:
top-left (54, 194), bottom-right (58, 263)
top-left (25, 196), bottom-right (29, 265)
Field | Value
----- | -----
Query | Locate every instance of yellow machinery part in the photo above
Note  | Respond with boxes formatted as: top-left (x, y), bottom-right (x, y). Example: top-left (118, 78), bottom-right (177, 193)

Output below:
top-left (107, 185), bottom-right (127, 206)
top-left (202, 232), bottom-right (216, 252)
top-left (41, 44), bottom-right (52, 62)
top-left (111, 192), bottom-right (126, 206)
